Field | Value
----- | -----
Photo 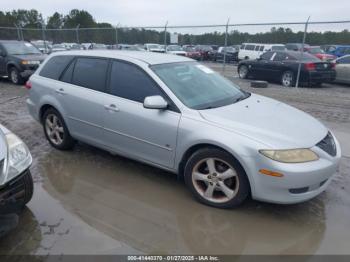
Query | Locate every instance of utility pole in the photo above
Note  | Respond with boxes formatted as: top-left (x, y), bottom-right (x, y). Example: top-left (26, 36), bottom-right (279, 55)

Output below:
top-left (295, 16), bottom-right (310, 88)
top-left (222, 17), bottom-right (230, 73)
top-left (76, 24), bottom-right (80, 44)
top-left (164, 21), bottom-right (168, 51)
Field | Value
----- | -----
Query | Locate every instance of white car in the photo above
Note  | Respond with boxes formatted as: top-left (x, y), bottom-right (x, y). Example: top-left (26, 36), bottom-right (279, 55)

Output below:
top-left (166, 45), bottom-right (187, 56)
top-left (144, 43), bottom-right (165, 53)
top-left (239, 43), bottom-right (286, 60)
top-left (0, 125), bottom-right (33, 213)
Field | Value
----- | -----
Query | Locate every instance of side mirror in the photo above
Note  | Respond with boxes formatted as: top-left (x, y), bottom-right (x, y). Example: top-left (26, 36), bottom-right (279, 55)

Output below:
top-left (143, 95), bottom-right (168, 110)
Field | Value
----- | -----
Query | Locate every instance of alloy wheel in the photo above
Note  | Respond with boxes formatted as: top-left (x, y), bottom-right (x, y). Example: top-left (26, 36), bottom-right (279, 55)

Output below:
top-left (282, 72), bottom-right (293, 87)
top-left (192, 158), bottom-right (239, 204)
top-left (45, 114), bottom-right (64, 145)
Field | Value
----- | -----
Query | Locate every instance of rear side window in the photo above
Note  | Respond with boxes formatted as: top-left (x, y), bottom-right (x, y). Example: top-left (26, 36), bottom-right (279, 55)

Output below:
top-left (109, 60), bottom-right (162, 103)
top-left (254, 45), bottom-right (260, 51)
top-left (273, 52), bottom-right (287, 61)
top-left (259, 46), bottom-right (264, 51)
top-left (39, 56), bottom-right (74, 80)
top-left (71, 57), bottom-right (109, 92)
top-left (338, 56), bottom-right (350, 64)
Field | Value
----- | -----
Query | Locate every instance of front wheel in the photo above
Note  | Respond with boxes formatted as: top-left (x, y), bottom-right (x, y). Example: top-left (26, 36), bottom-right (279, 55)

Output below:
top-left (8, 67), bottom-right (24, 85)
top-left (184, 148), bottom-right (250, 208)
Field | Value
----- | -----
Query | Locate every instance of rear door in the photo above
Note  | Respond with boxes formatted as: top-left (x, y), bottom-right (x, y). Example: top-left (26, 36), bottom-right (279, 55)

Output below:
top-left (336, 56), bottom-right (350, 83)
top-left (102, 60), bottom-right (181, 169)
top-left (57, 57), bottom-right (110, 146)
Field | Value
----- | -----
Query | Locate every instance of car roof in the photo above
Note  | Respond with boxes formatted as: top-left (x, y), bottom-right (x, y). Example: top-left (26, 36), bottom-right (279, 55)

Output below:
top-left (50, 50), bottom-right (193, 65)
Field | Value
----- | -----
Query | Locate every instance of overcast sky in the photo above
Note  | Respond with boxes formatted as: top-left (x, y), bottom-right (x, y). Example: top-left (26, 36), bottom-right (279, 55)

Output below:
top-left (2, 0), bottom-right (350, 32)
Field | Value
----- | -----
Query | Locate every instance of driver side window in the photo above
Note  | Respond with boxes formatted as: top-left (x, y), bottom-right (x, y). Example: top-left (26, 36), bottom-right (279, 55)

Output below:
top-left (260, 52), bottom-right (274, 60)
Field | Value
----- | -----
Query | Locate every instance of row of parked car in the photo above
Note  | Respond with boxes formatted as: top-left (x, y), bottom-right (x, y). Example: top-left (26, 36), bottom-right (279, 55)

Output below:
top-left (1, 39), bottom-right (350, 86)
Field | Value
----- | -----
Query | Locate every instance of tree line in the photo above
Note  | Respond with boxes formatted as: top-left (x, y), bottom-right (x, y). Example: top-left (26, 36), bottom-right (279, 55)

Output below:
top-left (1, 9), bottom-right (350, 46)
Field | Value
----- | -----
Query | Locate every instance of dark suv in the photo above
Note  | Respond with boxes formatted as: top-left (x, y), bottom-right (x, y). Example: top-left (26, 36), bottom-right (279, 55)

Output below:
top-left (0, 40), bottom-right (46, 84)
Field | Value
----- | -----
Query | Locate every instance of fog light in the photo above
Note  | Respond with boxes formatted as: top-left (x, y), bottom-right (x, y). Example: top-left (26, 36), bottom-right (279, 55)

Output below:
top-left (259, 169), bottom-right (284, 177)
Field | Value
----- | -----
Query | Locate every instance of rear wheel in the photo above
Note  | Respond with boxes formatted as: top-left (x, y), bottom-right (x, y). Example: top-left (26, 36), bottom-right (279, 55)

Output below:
top-left (8, 67), bottom-right (24, 85)
top-left (43, 108), bottom-right (75, 150)
top-left (184, 148), bottom-right (250, 209)
top-left (281, 71), bottom-right (295, 87)
top-left (238, 65), bottom-right (249, 79)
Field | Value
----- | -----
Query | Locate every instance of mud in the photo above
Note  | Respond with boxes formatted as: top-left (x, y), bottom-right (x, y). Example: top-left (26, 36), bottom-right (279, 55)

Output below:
top-left (0, 62), bottom-right (349, 255)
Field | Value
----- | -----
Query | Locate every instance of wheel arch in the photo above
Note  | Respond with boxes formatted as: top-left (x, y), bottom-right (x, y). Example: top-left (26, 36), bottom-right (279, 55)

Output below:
top-left (177, 143), bottom-right (253, 195)
top-left (6, 62), bottom-right (20, 74)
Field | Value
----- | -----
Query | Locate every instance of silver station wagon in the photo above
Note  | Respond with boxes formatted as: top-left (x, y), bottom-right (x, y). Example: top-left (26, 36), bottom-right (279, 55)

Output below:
top-left (27, 50), bottom-right (341, 208)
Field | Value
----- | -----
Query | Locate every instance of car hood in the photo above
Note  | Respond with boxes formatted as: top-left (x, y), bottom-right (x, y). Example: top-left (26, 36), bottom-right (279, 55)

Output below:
top-left (12, 54), bottom-right (46, 61)
top-left (168, 51), bottom-right (187, 55)
top-left (199, 94), bottom-right (327, 149)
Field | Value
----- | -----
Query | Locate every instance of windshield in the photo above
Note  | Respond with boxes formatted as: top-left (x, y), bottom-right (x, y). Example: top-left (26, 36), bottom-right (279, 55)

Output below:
top-left (167, 46), bottom-right (183, 51)
top-left (148, 44), bottom-right (160, 49)
top-left (151, 62), bottom-right (249, 110)
top-left (185, 47), bottom-right (195, 52)
top-left (271, 46), bottom-right (286, 51)
top-left (3, 42), bottom-right (41, 55)
top-left (308, 47), bottom-right (325, 54)
top-left (223, 47), bottom-right (235, 52)
top-left (288, 52), bottom-right (321, 62)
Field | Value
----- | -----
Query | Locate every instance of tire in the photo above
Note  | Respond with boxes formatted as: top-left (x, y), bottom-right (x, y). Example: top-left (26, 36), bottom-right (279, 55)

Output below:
top-left (281, 70), bottom-right (295, 87)
top-left (8, 67), bottom-right (24, 85)
top-left (238, 65), bottom-right (249, 79)
top-left (23, 171), bottom-right (34, 206)
top-left (42, 108), bottom-right (75, 150)
top-left (184, 148), bottom-right (250, 209)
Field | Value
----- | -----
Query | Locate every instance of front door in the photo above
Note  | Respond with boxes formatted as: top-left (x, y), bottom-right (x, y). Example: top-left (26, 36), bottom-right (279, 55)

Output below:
top-left (103, 60), bottom-right (180, 169)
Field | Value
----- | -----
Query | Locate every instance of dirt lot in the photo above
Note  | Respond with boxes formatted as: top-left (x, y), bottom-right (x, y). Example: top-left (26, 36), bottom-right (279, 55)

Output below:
top-left (0, 62), bottom-right (349, 255)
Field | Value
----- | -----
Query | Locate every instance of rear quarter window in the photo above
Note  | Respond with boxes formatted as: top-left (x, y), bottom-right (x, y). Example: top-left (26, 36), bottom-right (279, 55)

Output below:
top-left (39, 56), bottom-right (74, 80)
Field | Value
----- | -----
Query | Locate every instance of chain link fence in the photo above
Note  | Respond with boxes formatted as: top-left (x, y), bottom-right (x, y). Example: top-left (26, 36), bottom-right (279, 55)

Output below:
top-left (1, 19), bottom-right (350, 86)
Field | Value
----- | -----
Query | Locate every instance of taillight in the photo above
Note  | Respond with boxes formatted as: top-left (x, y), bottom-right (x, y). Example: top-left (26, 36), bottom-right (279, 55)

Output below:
top-left (25, 81), bottom-right (32, 90)
top-left (305, 63), bottom-right (316, 71)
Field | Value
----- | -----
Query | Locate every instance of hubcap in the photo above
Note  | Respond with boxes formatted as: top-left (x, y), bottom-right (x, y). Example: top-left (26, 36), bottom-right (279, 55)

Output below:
top-left (239, 66), bottom-right (248, 78)
top-left (11, 70), bottom-right (18, 84)
top-left (282, 72), bottom-right (293, 87)
top-left (45, 114), bottom-right (64, 145)
top-left (192, 158), bottom-right (239, 203)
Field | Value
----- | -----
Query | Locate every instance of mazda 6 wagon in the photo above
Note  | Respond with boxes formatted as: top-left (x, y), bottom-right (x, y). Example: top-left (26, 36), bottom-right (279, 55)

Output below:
top-left (26, 50), bottom-right (341, 208)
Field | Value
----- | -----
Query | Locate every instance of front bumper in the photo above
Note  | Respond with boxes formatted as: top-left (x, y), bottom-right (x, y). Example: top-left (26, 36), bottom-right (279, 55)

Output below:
top-left (244, 137), bottom-right (341, 204)
top-left (20, 69), bottom-right (36, 79)
top-left (0, 169), bottom-right (32, 214)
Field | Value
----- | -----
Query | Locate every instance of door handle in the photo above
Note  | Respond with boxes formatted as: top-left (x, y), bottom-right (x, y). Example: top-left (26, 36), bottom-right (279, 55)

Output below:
top-left (104, 104), bottom-right (120, 112)
top-left (55, 88), bottom-right (66, 95)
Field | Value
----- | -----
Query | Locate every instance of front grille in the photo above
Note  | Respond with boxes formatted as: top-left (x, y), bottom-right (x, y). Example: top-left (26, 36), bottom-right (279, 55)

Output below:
top-left (316, 132), bottom-right (337, 157)
top-left (289, 187), bottom-right (309, 194)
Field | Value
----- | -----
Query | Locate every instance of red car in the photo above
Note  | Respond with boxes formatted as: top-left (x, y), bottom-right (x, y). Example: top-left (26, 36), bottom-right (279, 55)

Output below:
top-left (183, 46), bottom-right (202, 60)
top-left (305, 46), bottom-right (337, 61)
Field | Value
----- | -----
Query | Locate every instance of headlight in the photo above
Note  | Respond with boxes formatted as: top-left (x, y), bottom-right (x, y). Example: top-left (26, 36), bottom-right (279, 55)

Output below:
top-left (21, 60), bottom-right (40, 65)
top-left (259, 149), bottom-right (319, 163)
top-left (5, 133), bottom-right (32, 180)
